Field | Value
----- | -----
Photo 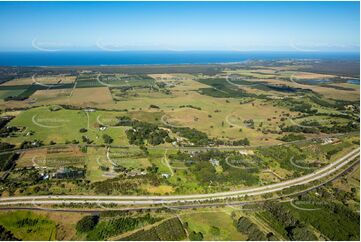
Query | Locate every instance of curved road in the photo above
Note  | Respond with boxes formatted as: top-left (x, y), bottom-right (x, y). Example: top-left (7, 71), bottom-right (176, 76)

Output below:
top-left (0, 147), bottom-right (358, 206)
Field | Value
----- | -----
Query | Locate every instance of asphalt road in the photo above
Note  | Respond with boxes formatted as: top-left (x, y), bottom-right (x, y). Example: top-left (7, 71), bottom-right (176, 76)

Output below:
top-left (0, 147), bottom-right (358, 206)
top-left (0, 158), bottom-right (358, 213)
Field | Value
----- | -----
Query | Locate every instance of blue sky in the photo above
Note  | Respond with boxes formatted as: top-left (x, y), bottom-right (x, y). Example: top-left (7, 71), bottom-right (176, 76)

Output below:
top-left (0, 1), bottom-right (359, 52)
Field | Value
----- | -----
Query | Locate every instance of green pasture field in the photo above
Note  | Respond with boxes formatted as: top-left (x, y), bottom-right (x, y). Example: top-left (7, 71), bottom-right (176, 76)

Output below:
top-left (0, 211), bottom-right (57, 240)
top-left (105, 87), bottom-right (292, 144)
top-left (111, 87), bottom-right (171, 101)
top-left (225, 69), bottom-right (278, 79)
top-left (3, 92), bottom-right (298, 146)
top-left (3, 106), bottom-right (130, 146)
top-left (108, 147), bottom-right (152, 169)
top-left (292, 115), bottom-right (350, 127)
top-left (0, 64), bottom-right (359, 197)
top-left (0, 89), bottom-right (26, 99)
top-left (85, 146), bottom-right (111, 182)
top-left (180, 209), bottom-right (247, 241)
top-left (1, 66), bottom-right (358, 146)
top-left (0, 62), bottom-right (359, 242)
top-left (100, 74), bottom-right (155, 87)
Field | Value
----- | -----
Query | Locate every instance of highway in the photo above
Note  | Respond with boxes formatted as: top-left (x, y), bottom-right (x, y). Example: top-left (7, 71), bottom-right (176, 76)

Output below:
top-left (0, 147), bottom-right (358, 207)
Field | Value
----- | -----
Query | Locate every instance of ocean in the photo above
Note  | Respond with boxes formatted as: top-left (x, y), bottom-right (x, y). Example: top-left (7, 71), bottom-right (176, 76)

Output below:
top-left (0, 51), bottom-right (359, 66)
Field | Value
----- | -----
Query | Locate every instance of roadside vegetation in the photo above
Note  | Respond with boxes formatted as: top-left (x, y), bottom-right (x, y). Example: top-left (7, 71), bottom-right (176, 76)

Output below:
top-left (0, 61), bottom-right (359, 240)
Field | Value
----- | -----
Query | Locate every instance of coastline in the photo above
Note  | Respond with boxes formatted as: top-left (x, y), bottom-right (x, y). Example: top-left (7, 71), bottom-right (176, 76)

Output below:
top-left (0, 51), bottom-right (359, 67)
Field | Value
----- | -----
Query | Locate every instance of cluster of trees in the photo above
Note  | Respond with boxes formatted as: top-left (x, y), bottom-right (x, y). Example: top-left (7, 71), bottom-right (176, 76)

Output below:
top-left (99, 166), bottom-right (109, 171)
top-left (280, 125), bottom-right (319, 134)
top-left (146, 164), bottom-right (159, 174)
top-left (265, 84), bottom-right (299, 93)
top-left (118, 115), bottom-right (250, 147)
top-left (308, 95), bottom-right (359, 112)
top-left (191, 157), bottom-right (218, 185)
top-left (258, 145), bottom-right (308, 175)
top-left (170, 149), bottom-right (260, 186)
top-left (0, 153), bottom-right (19, 172)
top-left (79, 128), bottom-right (87, 133)
top-left (20, 140), bottom-right (43, 149)
top-left (16, 218), bottom-right (44, 227)
top-left (319, 121), bottom-right (359, 134)
top-left (209, 226), bottom-right (220, 236)
top-left (263, 202), bottom-right (317, 241)
top-left (335, 100), bottom-right (360, 111)
top-left (170, 127), bottom-right (209, 146)
top-left (168, 150), bottom-right (192, 161)
top-left (171, 149), bottom-right (259, 186)
top-left (156, 82), bottom-right (167, 88)
top-left (86, 214), bottom-right (160, 240)
top-left (102, 134), bottom-right (113, 144)
top-left (91, 174), bottom-right (161, 195)
top-left (172, 126), bottom-right (250, 147)
top-left (117, 116), bottom-right (171, 146)
top-left (281, 120), bottom-right (359, 134)
top-left (0, 166), bottom-right (43, 195)
top-left (301, 200), bottom-right (360, 240)
top-left (243, 119), bottom-right (255, 129)
top-left (81, 135), bottom-right (93, 144)
top-left (214, 138), bottom-right (250, 146)
top-left (288, 101), bottom-right (317, 114)
top-left (301, 181), bottom-right (359, 239)
top-left (179, 105), bottom-right (202, 110)
top-left (308, 95), bottom-right (336, 109)
top-left (0, 142), bottom-right (14, 151)
top-left (116, 116), bottom-right (133, 126)
top-left (236, 216), bottom-right (269, 241)
top-left (4, 95), bottom-right (27, 101)
top-left (126, 121), bottom-right (170, 146)
top-left (278, 134), bottom-right (306, 142)
top-left (92, 177), bottom-right (140, 195)
top-left (149, 104), bottom-right (160, 109)
top-left (326, 146), bottom-right (343, 159)
top-left (272, 187), bottom-right (359, 241)
top-left (121, 217), bottom-right (187, 241)
top-left (0, 225), bottom-right (19, 241)
top-left (219, 163), bottom-right (260, 186)
top-left (0, 116), bottom-right (13, 129)
top-left (189, 231), bottom-right (204, 241)
top-left (76, 215), bottom-right (99, 233)
top-left (65, 139), bottom-right (80, 145)
top-left (0, 126), bottom-right (20, 138)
